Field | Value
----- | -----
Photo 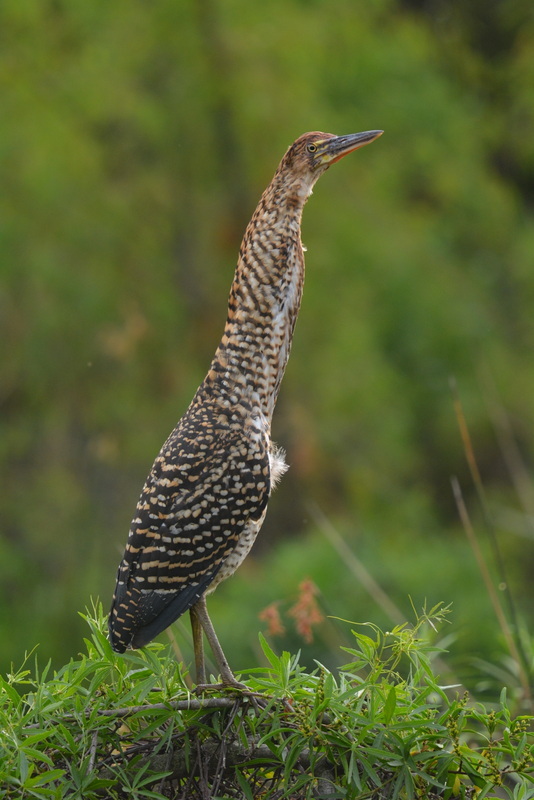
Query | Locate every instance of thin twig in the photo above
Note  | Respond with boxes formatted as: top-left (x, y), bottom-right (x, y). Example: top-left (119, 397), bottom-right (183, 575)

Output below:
top-left (212, 699), bottom-right (241, 797)
top-left (165, 626), bottom-right (194, 690)
top-left (95, 696), bottom-right (247, 719)
top-left (310, 505), bottom-right (464, 692)
top-left (451, 378), bottom-right (532, 699)
top-left (309, 502), bottom-right (406, 626)
top-left (451, 378), bottom-right (518, 621)
top-left (88, 730), bottom-right (99, 773)
top-left (451, 477), bottom-right (531, 702)
top-left (480, 366), bottom-right (534, 522)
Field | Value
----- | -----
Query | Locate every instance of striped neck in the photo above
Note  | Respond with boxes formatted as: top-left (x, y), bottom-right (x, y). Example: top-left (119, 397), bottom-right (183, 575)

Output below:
top-left (204, 171), bottom-right (313, 421)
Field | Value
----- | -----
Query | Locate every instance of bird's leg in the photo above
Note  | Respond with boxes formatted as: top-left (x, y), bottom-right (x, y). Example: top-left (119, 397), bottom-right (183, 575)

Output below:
top-left (189, 604), bottom-right (206, 685)
top-left (191, 595), bottom-right (245, 689)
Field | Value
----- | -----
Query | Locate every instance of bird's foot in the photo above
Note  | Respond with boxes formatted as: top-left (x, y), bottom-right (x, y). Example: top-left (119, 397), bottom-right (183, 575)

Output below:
top-left (194, 676), bottom-right (248, 695)
top-left (193, 681), bottom-right (288, 716)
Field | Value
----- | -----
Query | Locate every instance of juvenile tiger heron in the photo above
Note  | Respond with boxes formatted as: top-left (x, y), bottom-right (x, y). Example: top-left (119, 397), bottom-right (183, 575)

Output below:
top-left (109, 129), bottom-right (383, 686)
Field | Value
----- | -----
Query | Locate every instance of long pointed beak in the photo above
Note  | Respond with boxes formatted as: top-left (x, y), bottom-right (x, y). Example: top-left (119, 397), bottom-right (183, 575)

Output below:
top-left (322, 130), bottom-right (383, 164)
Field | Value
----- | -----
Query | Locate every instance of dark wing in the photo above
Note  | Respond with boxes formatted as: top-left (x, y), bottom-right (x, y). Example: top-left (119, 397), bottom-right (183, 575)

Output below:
top-left (108, 418), bottom-right (270, 652)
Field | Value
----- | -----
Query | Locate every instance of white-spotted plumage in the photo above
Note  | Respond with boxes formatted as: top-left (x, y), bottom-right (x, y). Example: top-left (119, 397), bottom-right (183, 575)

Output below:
top-left (108, 129), bottom-right (383, 681)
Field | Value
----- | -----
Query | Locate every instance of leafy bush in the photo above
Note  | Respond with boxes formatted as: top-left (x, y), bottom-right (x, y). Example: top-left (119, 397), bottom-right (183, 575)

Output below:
top-left (0, 604), bottom-right (532, 798)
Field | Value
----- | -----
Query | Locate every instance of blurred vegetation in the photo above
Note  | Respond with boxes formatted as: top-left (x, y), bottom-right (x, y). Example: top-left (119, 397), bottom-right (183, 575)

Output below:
top-left (1, 0), bottom-right (534, 704)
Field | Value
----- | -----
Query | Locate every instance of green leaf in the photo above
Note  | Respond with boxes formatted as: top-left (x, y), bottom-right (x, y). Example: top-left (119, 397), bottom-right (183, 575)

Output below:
top-left (353, 633), bottom-right (377, 661)
top-left (25, 769), bottom-right (66, 787)
top-left (18, 749), bottom-right (30, 785)
top-left (258, 633), bottom-right (280, 671)
top-left (235, 770), bottom-right (255, 800)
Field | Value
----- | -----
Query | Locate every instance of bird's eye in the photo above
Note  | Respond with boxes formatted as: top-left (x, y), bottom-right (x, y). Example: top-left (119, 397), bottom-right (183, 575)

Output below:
top-left (307, 143), bottom-right (317, 153)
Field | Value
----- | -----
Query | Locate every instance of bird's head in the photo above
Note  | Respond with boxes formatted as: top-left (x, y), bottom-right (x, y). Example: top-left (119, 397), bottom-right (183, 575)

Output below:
top-left (277, 129), bottom-right (383, 200)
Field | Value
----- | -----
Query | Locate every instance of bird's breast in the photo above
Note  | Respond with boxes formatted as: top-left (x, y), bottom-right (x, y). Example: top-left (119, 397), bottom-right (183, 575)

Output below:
top-left (206, 509), bottom-right (267, 591)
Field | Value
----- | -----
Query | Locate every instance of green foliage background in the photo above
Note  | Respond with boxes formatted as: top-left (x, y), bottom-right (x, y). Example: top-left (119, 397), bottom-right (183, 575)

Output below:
top-left (1, 0), bottom-right (533, 694)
